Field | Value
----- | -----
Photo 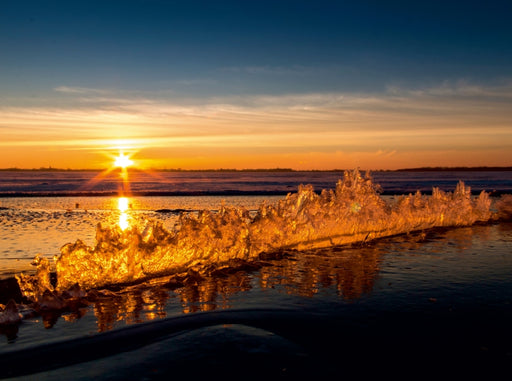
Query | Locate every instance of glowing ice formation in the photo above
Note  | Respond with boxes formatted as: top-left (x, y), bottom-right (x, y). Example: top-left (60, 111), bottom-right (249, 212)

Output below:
top-left (18, 170), bottom-right (496, 296)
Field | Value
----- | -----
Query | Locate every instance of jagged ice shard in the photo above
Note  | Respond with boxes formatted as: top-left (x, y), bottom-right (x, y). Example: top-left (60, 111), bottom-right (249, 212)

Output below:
top-left (17, 170), bottom-right (495, 296)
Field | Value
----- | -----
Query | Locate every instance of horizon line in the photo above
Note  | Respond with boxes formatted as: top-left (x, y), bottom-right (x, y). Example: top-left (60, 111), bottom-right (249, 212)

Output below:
top-left (1, 166), bottom-right (512, 172)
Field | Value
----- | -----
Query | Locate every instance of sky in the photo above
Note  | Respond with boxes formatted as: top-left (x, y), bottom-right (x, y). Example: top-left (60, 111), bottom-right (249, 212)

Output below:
top-left (1, 0), bottom-right (511, 170)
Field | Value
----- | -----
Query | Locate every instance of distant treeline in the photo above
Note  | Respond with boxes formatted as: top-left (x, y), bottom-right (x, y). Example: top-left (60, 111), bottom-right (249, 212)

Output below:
top-left (0, 167), bottom-right (299, 172)
top-left (0, 167), bottom-right (94, 172)
top-left (0, 167), bottom-right (336, 172)
top-left (395, 166), bottom-right (512, 172)
top-left (1, 166), bottom-right (512, 172)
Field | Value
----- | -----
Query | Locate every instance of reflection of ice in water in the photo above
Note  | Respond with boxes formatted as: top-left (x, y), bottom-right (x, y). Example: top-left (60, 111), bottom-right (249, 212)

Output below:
top-left (16, 170), bottom-right (499, 296)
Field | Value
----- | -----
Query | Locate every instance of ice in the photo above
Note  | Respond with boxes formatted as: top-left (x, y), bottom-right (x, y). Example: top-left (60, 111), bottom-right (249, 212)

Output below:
top-left (496, 194), bottom-right (512, 220)
top-left (17, 170), bottom-right (497, 299)
top-left (15, 254), bottom-right (54, 301)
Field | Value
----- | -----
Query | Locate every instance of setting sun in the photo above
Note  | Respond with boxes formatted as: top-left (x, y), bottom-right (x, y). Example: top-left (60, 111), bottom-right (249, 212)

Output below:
top-left (114, 153), bottom-right (134, 169)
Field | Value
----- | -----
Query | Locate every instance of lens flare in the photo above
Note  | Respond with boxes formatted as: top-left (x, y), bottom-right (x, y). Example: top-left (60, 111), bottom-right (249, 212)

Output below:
top-left (78, 149), bottom-right (140, 195)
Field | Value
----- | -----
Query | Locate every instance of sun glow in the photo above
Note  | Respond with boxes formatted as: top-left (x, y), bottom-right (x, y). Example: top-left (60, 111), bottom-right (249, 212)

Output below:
top-left (114, 153), bottom-right (134, 169)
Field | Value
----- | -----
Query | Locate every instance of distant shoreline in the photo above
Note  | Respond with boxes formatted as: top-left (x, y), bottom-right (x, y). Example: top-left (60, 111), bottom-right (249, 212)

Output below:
top-left (394, 166), bottom-right (512, 172)
top-left (1, 189), bottom-right (510, 198)
top-left (1, 166), bottom-right (512, 172)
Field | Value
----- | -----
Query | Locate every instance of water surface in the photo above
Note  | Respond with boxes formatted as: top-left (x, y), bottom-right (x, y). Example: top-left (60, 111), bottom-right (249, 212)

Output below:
top-left (1, 170), bottom-right (511, 378)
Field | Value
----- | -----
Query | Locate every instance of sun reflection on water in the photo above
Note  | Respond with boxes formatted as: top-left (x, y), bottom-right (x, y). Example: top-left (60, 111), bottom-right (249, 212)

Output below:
top-left (117, 197), bottom-right (131, 230)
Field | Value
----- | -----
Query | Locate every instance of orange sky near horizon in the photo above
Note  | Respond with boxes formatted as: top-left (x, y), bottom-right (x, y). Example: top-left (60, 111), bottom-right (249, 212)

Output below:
top-left (2, 2), bottom-right (512, 171)
top-left (1, 145), bottom-right (509, 171)
top-left (1, 84), bottom-right (511, 171)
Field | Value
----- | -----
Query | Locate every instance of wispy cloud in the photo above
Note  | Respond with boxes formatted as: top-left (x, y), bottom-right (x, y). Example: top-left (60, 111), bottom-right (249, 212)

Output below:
top-left (2, 80), bottom-right (511, 167)
top-left (220, 65), bottom-right (314, 76)
top-left (173, 79), bottom-right (219, 86)
top-left (54, 86), bottom-right (111, 95)
top-left (5, 81), bottom-right (512, 125)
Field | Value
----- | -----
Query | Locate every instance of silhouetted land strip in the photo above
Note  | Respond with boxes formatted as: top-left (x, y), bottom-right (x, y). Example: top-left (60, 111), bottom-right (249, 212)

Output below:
top-left (2, 166), bottom-right (512, 172)
top-left (0, 167), bottom-right (297, 172)
top-left (395, 166), bottom-right (512, 172)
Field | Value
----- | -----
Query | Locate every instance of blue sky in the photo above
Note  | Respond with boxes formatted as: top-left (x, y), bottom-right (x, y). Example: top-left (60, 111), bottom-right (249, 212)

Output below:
top-left (1, 0), bottom-right (512, 169)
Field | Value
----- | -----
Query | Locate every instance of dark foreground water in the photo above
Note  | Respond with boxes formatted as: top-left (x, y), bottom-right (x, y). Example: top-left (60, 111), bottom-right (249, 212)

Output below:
top-left (1, 170), bottom-right (512, 379)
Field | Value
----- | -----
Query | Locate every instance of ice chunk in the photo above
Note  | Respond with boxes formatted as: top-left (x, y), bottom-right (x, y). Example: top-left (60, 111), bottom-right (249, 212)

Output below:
top-left (18, 170), bottom-right (496, 292)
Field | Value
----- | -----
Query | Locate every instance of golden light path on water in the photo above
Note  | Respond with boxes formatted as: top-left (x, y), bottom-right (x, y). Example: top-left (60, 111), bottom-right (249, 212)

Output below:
top-left (117, 197), bottom-right (131, 231)
top-left (113, 149), bottom-right (136, 230)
